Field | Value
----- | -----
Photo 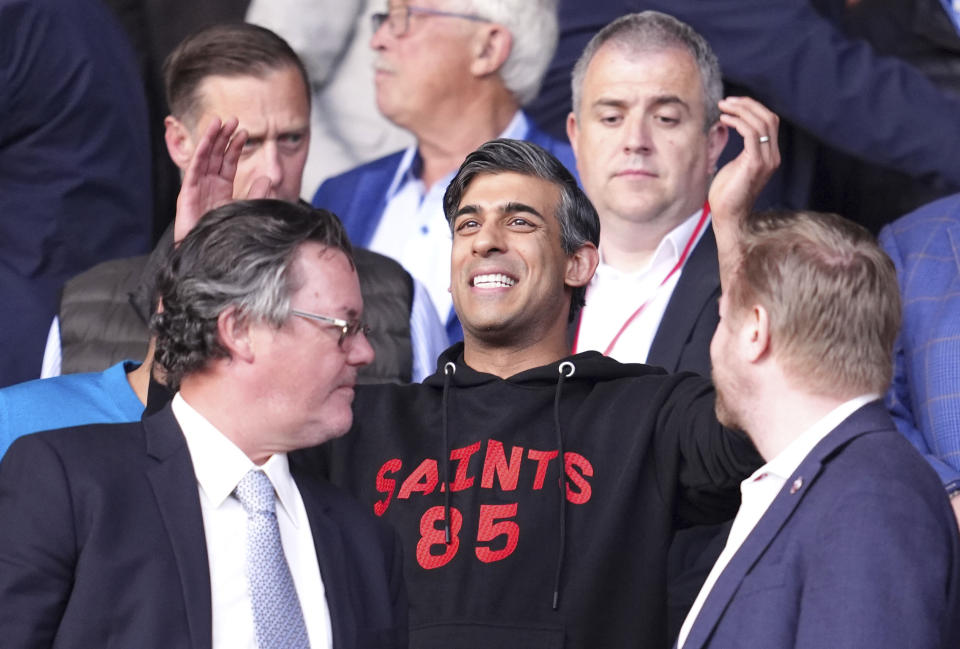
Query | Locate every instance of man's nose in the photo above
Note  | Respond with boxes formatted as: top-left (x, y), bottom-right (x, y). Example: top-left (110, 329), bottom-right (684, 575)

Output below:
top-left (623, 115), bottom-right (653, 154)
top-left (472, 221), bottom-right (506, 255)
top-left (262, 142), bottom-right (284, 187)
top-left (348, 328), bottom-right (376, 367)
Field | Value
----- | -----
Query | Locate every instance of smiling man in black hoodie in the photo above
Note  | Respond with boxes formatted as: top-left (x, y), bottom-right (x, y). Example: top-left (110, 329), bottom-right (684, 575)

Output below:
top-left (304, 87), bottom-right (780, 648)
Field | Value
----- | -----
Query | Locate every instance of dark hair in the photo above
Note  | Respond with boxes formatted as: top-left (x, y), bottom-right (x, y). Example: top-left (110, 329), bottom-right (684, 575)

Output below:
top-left (152, 200), bottom-right (352, 387)
top-left (163, 23), bottom-right (310, 125)
top-left (443, 138), bottom-right (599, 320)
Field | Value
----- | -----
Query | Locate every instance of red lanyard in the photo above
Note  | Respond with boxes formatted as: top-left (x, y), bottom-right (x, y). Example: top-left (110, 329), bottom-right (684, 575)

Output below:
top-left (572, 201), bottom-right (710, 356)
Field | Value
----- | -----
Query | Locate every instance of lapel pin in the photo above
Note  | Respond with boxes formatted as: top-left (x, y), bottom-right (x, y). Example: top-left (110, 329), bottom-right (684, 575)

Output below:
top-left (790, 477), bottom-right (803, 494)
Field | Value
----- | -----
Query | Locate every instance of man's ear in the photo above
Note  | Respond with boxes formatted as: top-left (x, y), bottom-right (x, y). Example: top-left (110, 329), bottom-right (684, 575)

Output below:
top-left (707, 120), bottom-right (729, 174)
top-left (216, 306), bottom-right (256, 364)
top-left (565, 242), bottom-right (599, 289)
top-left (742, 303), bottom-right (771, 363)
top-left (566, 111), bottom-right (580, 157)
top-left (470, 24), bottom-right (512, 77)
top-left (164, 115), bottom-right (196, 172)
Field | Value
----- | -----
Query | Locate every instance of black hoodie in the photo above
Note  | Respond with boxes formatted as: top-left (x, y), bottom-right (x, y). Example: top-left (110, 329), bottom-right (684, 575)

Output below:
top-left (304, 343), bottom-right (761, 649)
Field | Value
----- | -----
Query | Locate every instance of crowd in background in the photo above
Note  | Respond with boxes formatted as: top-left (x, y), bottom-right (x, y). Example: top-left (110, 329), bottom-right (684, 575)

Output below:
top-left (1, 0), bottom-right (959, 648)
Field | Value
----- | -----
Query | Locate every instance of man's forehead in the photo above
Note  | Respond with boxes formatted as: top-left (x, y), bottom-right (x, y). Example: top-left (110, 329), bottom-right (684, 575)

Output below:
top-left (586, 42), bottom-right (704, 95)
top-left (293, 245), bottom-right (362, 308)
top-left (459, 172), bottom-right (561, 213)
top-left (192, 67), bottom-right (309, 123)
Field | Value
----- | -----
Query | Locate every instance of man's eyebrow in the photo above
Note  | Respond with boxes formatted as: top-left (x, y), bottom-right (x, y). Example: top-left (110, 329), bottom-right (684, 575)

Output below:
top-left (454, 204), bottom-right (480, 218)
top-left (592, 97), bottom-right (630, 111)
top-left (501, 201), bottom-right (544, 219)
top-left (650, 95), bottom-right (690, 111)
top-left (454, 201), bottom-right (545, 219)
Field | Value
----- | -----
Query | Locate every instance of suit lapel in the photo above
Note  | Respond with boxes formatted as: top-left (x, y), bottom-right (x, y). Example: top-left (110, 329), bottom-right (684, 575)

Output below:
top-left (144, 406), bottom-right (213, 649)
top-left (682, 402), bottom-right (892, 649)
top-left (647, 228), bottom-right (720, 372)
top-left (294, 469), bottom-right (355, 649)
top-left (345, 154), bottom-right (403, 248)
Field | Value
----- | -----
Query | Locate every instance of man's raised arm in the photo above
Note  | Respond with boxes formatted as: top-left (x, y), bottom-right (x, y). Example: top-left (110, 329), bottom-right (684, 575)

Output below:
top-left (708, 97), bottom-right (781, 286)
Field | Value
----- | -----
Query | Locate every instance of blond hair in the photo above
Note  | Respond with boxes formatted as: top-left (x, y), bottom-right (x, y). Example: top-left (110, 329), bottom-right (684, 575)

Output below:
top-left (728, 210), bottom-right (900, 395)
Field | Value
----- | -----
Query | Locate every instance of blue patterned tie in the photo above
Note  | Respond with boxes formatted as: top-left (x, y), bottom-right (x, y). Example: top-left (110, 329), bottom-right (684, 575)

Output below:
top-left (234, 469), bottom-right (311, 649)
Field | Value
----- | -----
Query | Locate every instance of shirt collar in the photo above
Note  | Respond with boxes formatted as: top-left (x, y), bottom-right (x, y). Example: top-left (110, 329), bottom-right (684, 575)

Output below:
top-left (385, 109), bottom-right (531, 201)
top-left (172, 393), bottom-right (302, 527)
top-left (595, 207), bottom-right (710, 279)
top-left (757, 394), bottom-right (881, 482)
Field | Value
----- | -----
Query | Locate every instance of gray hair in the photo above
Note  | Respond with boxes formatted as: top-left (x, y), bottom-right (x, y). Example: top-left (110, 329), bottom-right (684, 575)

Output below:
top-left (571, 11), bottom-right (723, 128)
top-left (443, 138), bottom-right (599, 320)
top-left (152, 200), bottom-right (353, 386)
top-left (453, 0), bottom-right (559, 105)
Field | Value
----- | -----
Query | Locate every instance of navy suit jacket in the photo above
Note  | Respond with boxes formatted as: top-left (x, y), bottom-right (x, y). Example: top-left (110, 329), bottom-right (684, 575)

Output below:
top-left (679, 402), bottom-right (960, 649)
top-left (0, 405), bottom-right (407, 649)
top-left (311, 121), bottom-right (577, 341)
top-left (0, 0), bottom-right (152, 388)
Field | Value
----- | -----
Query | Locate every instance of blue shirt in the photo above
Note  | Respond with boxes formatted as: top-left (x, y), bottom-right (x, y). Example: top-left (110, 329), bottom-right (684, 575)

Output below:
top-left (0, 360), bottom-right (144, 459)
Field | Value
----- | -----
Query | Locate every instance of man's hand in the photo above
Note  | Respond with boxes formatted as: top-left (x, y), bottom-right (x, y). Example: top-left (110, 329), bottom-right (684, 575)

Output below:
top-left (174, 117), bottom-right (252, 244)
top-left (709, 97), bottom-right (781, 282)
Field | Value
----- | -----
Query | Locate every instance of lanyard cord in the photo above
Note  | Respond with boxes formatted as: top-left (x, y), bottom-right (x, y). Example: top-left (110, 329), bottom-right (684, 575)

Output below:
top-left (573, 201), bottom-right (711, 356)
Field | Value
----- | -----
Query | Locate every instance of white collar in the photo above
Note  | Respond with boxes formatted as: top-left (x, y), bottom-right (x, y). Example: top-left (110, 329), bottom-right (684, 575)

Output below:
top-left (595, 207), bottom-right (709, 279)
top-left (757, 394), bottom-right (880, 482)
top-left (172, 393), bottom-right (302, 528)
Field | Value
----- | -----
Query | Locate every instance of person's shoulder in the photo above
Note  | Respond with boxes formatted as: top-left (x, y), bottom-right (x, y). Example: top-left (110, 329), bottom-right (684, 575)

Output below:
top-left (880, 192), bottom-right (960, 249)
top-left (315, 150), bottom-right (407, 195)
top-left (293, 464), bottom-right (397, 538)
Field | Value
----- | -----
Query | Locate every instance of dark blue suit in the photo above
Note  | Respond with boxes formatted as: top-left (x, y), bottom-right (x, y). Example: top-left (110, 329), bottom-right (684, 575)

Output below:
top-left (679, 402), bottom-right (960, 649)
top-left (0, 405), bottom-right (407, 649)
top-left (0, 0), bottom-right (153, 387)
top-left (311, 122), bottom-right (577, 341)
top-left (878, 193), bottom-right (960, 493)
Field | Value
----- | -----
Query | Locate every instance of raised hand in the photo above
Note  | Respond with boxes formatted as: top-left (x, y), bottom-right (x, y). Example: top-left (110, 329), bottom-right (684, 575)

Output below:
top-left (174, 117), bottom-right (247, 244)
top-left (709, 97), bottom-right (781, 281)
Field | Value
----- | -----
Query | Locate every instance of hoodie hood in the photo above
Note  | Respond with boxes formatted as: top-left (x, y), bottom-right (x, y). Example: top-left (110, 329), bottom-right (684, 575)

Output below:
top-left (423, 342), bottom-right (666, 389)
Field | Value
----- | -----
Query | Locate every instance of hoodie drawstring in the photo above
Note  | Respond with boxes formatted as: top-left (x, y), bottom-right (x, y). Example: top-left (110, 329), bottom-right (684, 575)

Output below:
top-left (441, 361), bottom-right (456, 544)
top-left (552, 361), bottom-right (575, 610)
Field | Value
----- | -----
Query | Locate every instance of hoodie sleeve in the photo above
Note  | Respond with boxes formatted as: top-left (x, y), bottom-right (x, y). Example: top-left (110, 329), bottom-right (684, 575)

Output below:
top-left (654, 373), bottom-right (763, 527)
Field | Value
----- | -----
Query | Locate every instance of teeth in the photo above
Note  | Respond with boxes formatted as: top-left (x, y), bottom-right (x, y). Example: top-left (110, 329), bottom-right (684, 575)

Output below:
top-left (473, 273), bottom-right (516, 288)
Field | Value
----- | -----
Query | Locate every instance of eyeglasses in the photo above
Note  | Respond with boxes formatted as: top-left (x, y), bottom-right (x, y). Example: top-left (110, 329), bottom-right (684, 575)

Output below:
top-left (371, 5), bottom-right (489, 37)
top-left (291, 309), bottom-right (371, 349)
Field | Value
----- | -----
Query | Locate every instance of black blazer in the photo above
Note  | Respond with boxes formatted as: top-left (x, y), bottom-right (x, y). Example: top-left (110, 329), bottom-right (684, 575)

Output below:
top-left (0, 405), bottom-right (407, 649)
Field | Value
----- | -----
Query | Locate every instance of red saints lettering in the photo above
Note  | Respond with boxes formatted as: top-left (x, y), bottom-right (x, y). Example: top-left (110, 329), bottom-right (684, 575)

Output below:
top-left (372, 439), bottom-right (594, 515)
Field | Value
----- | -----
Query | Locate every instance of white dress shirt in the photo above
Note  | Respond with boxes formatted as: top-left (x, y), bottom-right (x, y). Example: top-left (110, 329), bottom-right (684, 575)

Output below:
top-left (575, 209), bottom-right (709, 362)
top-left (368, 111), bottom-right (530, 327)
top-left (676, 394), bottom-right (881, 649)
top-left (173, 394), bottom-right (333, 649)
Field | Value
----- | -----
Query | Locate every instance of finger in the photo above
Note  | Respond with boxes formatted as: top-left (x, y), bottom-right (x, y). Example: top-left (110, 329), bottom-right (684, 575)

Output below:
top-left (207, 116), bottom-right (239, 176)
top-left (220, 128), bottom-right (248, 184)
top-left (719, 97), bottom-right (780, 166)
top-left (182, 117), bottom-right (222, 188)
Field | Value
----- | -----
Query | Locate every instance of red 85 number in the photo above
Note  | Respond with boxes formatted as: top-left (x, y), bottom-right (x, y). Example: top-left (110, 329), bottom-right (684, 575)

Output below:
top-left (416, 503), bottom-right (519, 569)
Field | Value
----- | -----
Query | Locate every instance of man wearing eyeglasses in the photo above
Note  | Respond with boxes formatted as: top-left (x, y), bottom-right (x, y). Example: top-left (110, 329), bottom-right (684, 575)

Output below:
top-left (312, 0), bottom-right (574, 343)
top-left (0, 199), bottom-right (408, 649)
